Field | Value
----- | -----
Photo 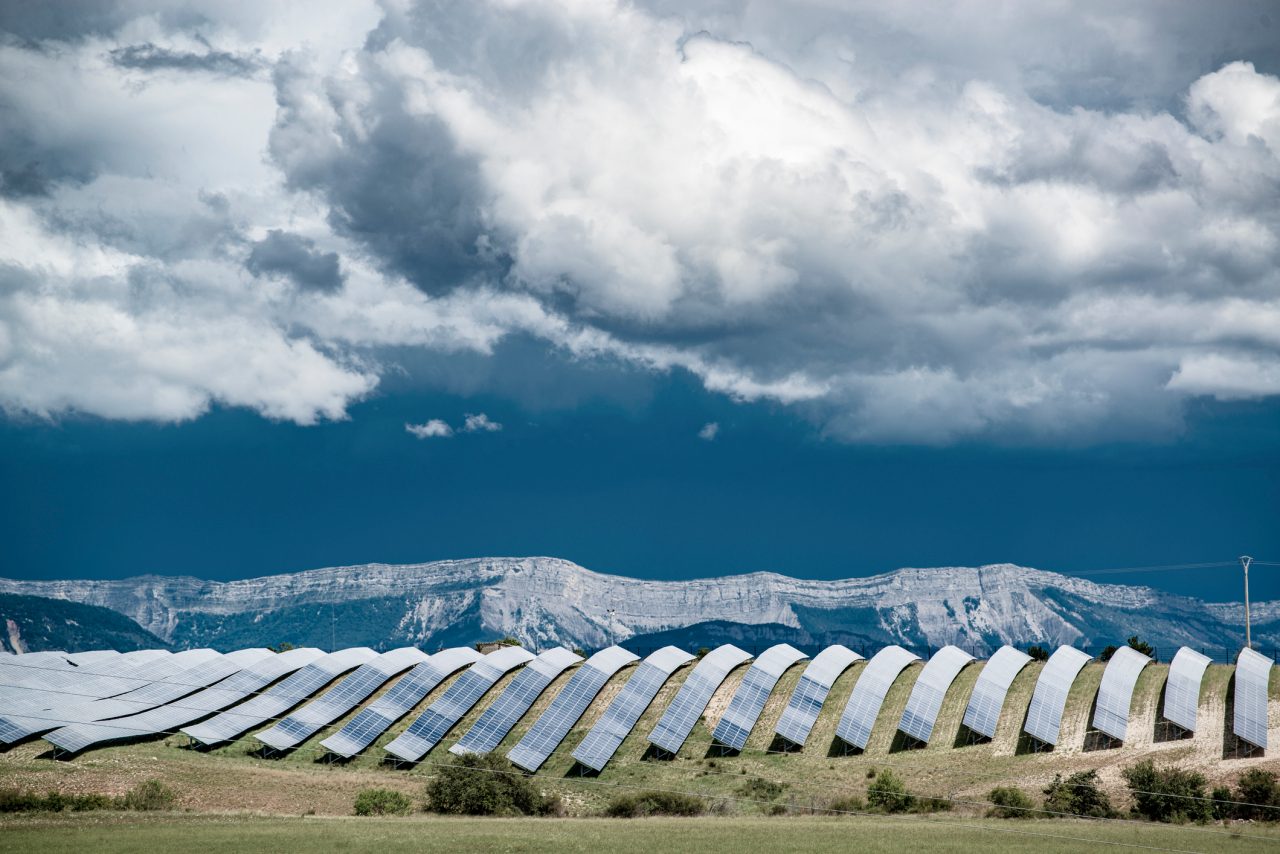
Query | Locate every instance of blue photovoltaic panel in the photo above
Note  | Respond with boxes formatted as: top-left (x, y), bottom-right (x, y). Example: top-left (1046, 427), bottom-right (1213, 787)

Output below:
top-left (451, 647), bottom-right (582, 757)
top-left (508, 646), bottom-right (638, 771)
top-left (898, 645), bottom-right (975, 744)
top-left (774, 645), bottom-right (863, 747)
top-left (1163, 646), bottom-right (1212, 733)
top-left (834, 645), bottom-right (919, 750)
top-left (1091, 646), bottom-right (1151, 741)
top-left (1023, 646), bottom-right (1092, 747)
top-left (384, 646), bottom-right (535, 762)
top-left (712, 644), bottom-right (808, 751)
top-left (321, 646), bottom-right (484, 758)
top-left (65, 651), bottom-right (120, 666)
top-left (647, 644), bottom-right (752, 755)
top-left (1233, 646), bottom-right (1274, 750)
top-left (961, 645), bottom-right (1032, 739)
top-left (573, 646), bottom-right (694, 771)
top-left (180, 648), bottom-right (377, 746)
top-left (0, 649), bottom-right (187, 717)
top-left (255, 648), bottom-right (428, 751)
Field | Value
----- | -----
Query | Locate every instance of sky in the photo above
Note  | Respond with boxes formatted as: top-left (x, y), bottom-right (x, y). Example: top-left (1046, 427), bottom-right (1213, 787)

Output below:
top-left (0, 1), bottom-right (1278, 601)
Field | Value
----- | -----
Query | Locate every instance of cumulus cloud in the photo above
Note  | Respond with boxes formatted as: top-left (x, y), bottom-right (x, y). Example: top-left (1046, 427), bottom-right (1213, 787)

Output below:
top-left (405, 419), bottom-right (452, 438)
top-left (246, 230), bottom-right (344, 292)
top-left (698, 422), bottom-right (720, 441)
top-left (462, 412), bottom-right (501, 433)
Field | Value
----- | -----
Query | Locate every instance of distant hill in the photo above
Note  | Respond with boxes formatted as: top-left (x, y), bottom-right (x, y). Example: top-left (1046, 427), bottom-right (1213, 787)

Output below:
top-left (0, 593), bottom-right (169, 653)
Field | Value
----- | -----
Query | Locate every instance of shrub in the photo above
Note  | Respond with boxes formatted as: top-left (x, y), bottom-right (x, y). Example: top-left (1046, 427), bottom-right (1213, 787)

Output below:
top-left (1027, 645), bottom-right (1050, 662)
top-left (827, 795), bottom-right (864, 814)
top-left (1122, 759), bottom-right (1211, 824)
top-left (1211, 786), bottom-right (1236, 821)
top-left (738, 778), bottom-right (786, 802)
top-left (1126, 636), bottom-right (1154, 658)
top-left (354, 788), bottom-right (412, 816)
top-left (1043, 770), bottom-right (1115, 818)
top-left (1234, 769), bottom-right (1280, 821)
top-left (425, 753), bottom-right (559, 817)
top-left (120, 780), bottom-right (177, 812)
top-left (0, 789), bottom-right (45, 812)
top-left (866, 769), bottom-right (914, 813)
top-left (987, 786), bottom-right (1035, 819)
top-left (909, 795), bottom-right (952, 813)
top-left (1100, 645), bottom-right (1119, 662)
top-left (603, 790), bottom-right (705, 817)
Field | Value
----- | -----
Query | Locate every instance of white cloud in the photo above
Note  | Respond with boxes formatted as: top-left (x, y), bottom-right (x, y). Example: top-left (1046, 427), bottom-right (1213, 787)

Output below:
top-left (462, 412), bottom-right (502, 433)
top-left (405, 419), bottom-right (453, 438)
top-left (698, 422), bottom-right (720, 441)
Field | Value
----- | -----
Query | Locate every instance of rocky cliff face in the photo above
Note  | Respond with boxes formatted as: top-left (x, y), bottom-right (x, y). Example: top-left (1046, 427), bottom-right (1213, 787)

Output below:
top-left (0, 558), bottom-right (1267, 653)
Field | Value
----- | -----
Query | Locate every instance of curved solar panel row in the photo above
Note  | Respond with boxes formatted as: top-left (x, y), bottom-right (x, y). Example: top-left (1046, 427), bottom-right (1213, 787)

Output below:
top-left (1023, 645), bottom-right (1092, 747)
top-left (255, 648), bottom-right (428, 751)
top-left (1234, 647), bottom-right (1274, 750)
top-left (573, 646), bottom-right (694, 771)
top-left (899, 645), bottom-right (975, 744)
top-left (451, 647), bottom-right (582, 757)
top-left (321, 647), bottom-right (484, 758)
top-left (835, 645), bottom-right (919, 750)
top-left (181, 647), bottom-right (377, 746)
top-left (648, 644), bottom-right (752, 755)
top-left (961, 645), bottom-right (1032, 739)
top-left (0, 649), bottom-right (191, 720)
top-left (509, 646), bottom-right (639, 771)
top-left (1092, 646), bottom-right (1152, 741)
top-left (774, 645), bottom-right (863, 748)
top-left (1163, 646), bottom-right (1212, 733)
top-left (45, 648), bottom-right (324, 754)
top-left (385, 646), bottom-right (535, 762)
top-left (712, 644), bottom-right (808, 751)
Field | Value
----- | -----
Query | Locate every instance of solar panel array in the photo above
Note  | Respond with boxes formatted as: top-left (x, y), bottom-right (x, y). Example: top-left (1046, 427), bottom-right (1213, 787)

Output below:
top-left (451, 647), bottom-right (582, 757)
top-left (898, 645), bottom-right (975, 744)
top-left (835, 645), bottom-right (919, 750)
top-left (1023, 645), bottom-right (1092, 747)
top-left (648, 644), bottom-right (752, 755)
top-left (0, 649), bottom-right (168, 710)
top-left (321, 646), bottom-right (484, 758)
top-left (961, 645), bottom-right (1032, 739)
top-left (384, 646), bottom-right (535, 762)
top-left (1091, 646), bottom-right (1152, 741)
top-left (1233, 647), bottom-right (1274, 750)
top-left (774, 645), bottom-right (863, 747)
top-left (573, 646), bottom-right (694, 771)
top-left (712, 644), bottom-right (808, 751)
top-left (1163, 646), bottom-right (1212, 733)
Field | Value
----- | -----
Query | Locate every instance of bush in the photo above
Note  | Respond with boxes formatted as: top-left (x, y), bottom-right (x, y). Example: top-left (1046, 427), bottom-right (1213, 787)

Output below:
top-left (1122, 759), bottom-right (1211, 823)
top-left (738, 777), bottom-right (786, 802)
top-left (1233, 769), bottom-right (1280, 821)
top-left (354, 788), bottom-right (412, 816)
top-left (987, 786), bottom-right (1035, 819)
top-left (866, 769), bottom-right (914, 813)
top-left (603, 790), bottom-right (705, 817)
top-left (1100, 645), bottom-right (1119, 662)
top-left (827, 795), bottom-right (864, 814)
top-left (1211, 786), bottom-right (1236, 821)
top-left (1043, 770), bottom-right (1115, 818)
top-left (425, 753), bottom-right (559, 817)
top-left (120, 780), bottom-right (177, 812)
top-left (1027, 645), bottom-right (1050, 662)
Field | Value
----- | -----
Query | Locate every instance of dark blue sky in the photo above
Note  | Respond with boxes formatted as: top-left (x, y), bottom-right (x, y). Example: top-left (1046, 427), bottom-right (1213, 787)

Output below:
top-left (4, 341), bottom-right (1277, 603)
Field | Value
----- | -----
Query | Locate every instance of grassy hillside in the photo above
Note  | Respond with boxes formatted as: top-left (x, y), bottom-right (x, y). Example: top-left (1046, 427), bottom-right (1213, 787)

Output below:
top-left (0, 593), bottom-right (167, 653)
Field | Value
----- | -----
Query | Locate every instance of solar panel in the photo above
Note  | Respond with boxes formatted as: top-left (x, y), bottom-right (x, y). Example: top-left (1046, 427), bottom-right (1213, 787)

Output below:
top-left (44, 648), bottom-right (324, 754)
top-left (834, 645), bottom-right (919, 750)
top-left (1091, 646), bottom-right (1151, 742)
top-left (180, 647), bottom-right (377, 746)
top-left (961, 645), bottom-right (1032, 739)
top-left (1163, 646), bottom-right (1212, 733)
top-left (451, 647), bottom-right (582, 758)
top-left (384, 646), bottom-right (535, 762)
top-left (0, 649), bottom-right (185, 713)
top-left (774, 645), bottom-right (863, 748)
top-left (647, 644), bottom-right (752, 755)
top-left (573, 646), bottom-right (694, 771)
top-left (508, 646), bottom-right (639, 771)
top-left (1023, 645), bottom-right (1092, 747)
top-left (898, 645), bottom-right (975, 745)
top-left (1233, 646), bottom-right (1274, 750)
top-left (65, 651), bottom-right (121, 666)
top-left (711, 644), bottom-right (808, 751)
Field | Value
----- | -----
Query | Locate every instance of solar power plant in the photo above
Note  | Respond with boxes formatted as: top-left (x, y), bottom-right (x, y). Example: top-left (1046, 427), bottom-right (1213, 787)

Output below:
top-left (774, 644), bottom-right (863, 748)
top-left (898, 645), bottom-right (976, 745)
top-left (1163, 646), bottom-right (1212, 733)
top-left (0, 649), bottom-right (177, 711)
top-left (384, 645), bottom-right (535, 762)
top-left (961, 645), bottom-right (1033, 739)
top-left (450, 647), bottom-right (582, 757)
top-left (508, 646), bottom-right (640, 772)
top-left (44, 648), bottom-right (325, 754)
top-left (1233, 646), bottom-right (1275, 750)
top-left (647, 644), bottom-right (753, 755)
top-left (711, 644), bottom-right (808, 751)
top-left (254, 648), bottom-right (429, 751)
top-left (834, 645), bottom-right (920, 750)
top-left (180, 647), bottom-right (377, 746)
top-left (321, 647), bottom-right (484, 759)
top-left (1091, 646), bottom-right (1152, 741)
top-left (573, 645), bottom-right (694, 771)
top-left (1023, 645), bottom-right (1093, 747)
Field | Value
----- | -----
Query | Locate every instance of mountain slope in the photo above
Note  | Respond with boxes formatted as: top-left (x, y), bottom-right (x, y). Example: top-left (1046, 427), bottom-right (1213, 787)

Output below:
top-left (0, 593), bottom-right (170, 653)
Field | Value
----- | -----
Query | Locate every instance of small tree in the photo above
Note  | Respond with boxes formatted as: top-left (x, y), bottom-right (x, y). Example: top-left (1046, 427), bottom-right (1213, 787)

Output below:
top-left (120, 780), bottom-right (176, 812)
top-left (867, 769), bottom-right (913, 813)
top-left (425, 753), bottom-right (558, 816)
top-left (1027, 645), bottom-right (1050, 662)
top-left (1127, 636), bottom-right (1154, 658)
top-left (1234, 769), bottom-right (1280, 821)
top-left (354, 788), bottom-right (412, 816)
top-left (987, 786), bottom-right (1035, 819)
top-left (1122, 759), bottom-right (1211, 823)
top-left (1100, 645), bottom-right (1119, 662)
top-left (1043, 770), bottom-right (1114, 818)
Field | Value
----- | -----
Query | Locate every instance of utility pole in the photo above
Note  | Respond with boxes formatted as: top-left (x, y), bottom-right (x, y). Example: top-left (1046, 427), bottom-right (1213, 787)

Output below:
top-left (1240, 556), bottom-right (1253, 650)
top-left (606, 608), bottom-right (617, 648)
